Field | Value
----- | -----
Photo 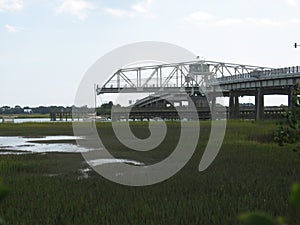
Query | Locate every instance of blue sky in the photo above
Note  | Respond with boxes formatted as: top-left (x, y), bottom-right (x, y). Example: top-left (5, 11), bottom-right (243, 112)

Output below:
top-left (1, 0), bottom-right (300, 107)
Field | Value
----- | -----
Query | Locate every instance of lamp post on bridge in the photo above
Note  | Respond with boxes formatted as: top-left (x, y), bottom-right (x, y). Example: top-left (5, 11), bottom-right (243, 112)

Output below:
top-left (290, 42), bottom-right (300, 110)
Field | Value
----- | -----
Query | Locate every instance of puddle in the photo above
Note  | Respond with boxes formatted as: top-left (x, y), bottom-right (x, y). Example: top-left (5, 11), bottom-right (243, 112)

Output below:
top-left (0, 136), bottom-right (145, 170)
top-left (0, 136), bottom-right (89, 154)
top-left (78, 159), bottom-right (144, 180)
top-left (78, 168), bottom-right (92, 180)
top-left (87, 158), bottom-right (144, 167)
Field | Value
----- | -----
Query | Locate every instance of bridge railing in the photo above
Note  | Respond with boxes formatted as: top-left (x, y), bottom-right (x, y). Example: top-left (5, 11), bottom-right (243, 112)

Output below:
top-left (212, 66), bottom-right (300, 85)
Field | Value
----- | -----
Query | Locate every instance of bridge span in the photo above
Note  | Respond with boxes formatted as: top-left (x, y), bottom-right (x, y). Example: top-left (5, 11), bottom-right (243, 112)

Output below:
top-left (97, 60), bottom-right (300, 120)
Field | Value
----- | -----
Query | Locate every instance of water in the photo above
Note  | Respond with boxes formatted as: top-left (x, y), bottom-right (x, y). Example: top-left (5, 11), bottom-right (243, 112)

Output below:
top-left (78, 160), bottom-right (144, 179)
top-left (14, 118), bottom-right (74, 123)
top-left (0, 136), bottom-right (143, 167)
top-left (88, 158), bottom-right (144, 166)
top-left (0, 136), bottom-right (88, 154)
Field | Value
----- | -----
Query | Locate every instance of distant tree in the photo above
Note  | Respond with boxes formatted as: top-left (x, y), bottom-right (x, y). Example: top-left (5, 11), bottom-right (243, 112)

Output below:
top-left (13, 105), bottom-right (23, 114)
top-left (32, 106), bottom-right (49, 114)
top-left (0, 106), bottom-right (11, 115)
top-left (97, 101), bottom-right (114, 115)
top-left (102, 101), bottom-right (113, 109)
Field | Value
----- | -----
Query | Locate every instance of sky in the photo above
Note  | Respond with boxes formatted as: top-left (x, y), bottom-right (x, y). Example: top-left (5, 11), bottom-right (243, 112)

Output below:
top-left (1, 0), bottom-right (300, 107)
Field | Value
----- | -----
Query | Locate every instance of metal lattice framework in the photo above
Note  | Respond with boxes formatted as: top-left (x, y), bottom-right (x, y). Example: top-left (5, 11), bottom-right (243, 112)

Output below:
top-left (97, 60), bottom-right (273, 94)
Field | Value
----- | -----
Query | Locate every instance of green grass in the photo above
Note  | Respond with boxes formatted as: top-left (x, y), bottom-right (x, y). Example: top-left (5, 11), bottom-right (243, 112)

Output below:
top-left (0, 122), bottom-right (73, 136)
top-left (0, 120), bottom-right (299, 225)
top-left (0, 114), bottom-right (50, 119)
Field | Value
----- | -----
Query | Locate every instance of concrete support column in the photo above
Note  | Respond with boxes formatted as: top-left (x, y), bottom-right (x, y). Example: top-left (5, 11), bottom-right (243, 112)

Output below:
top-left (211, 96), bottom-right (216, 119)
top-left (229, 92), bottom-right (235, 119)
top-left (288, 87), bottom-right (296, 109)
top-left (229, 92), bottom-right (240, 119)
top-left (255, 88), bottom-right (264, 120)
top-left (234, 95), bottom-right (240, 118)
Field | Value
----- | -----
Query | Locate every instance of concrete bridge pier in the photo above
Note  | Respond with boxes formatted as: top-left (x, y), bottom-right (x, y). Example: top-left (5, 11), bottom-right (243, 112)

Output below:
top-left (288, 92), bottom-right (292, 108)
top-left (229, 92), bottom-right (240, 119)
top-left (288, 86), bottom-right (297, 109)
top-left (229, 93), bottom-right (234, 118)
top-left (211, 96), bottom-right (216, 118)
top-left (234, 94), bottom-right (240, 117)
top-left (255, 88), bottom-right (264, 120)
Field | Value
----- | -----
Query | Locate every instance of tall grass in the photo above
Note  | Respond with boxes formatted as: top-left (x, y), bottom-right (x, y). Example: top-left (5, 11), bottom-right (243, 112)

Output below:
top-left (0, 121), bottom-right (299, 225)
top-left (0, 122), bottom-right (73, 136)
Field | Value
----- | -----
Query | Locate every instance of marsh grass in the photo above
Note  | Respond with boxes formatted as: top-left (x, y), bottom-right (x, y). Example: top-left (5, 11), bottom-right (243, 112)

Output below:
top-left (0, 121), bottom-right (299, 225)
top-left (0, 114), bottom-right (50, 119)
top-left (0, 122), bottom-right (73, 136)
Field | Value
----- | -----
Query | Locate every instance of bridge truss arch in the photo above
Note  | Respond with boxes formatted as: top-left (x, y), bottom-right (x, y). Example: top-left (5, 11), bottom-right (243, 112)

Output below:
top-left (97, 60), bottom-right (273, 95)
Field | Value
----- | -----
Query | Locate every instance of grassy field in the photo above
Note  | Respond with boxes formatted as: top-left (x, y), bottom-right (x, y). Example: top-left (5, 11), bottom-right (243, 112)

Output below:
top-left (0, 121), bottom-right (299, 225)
top-left (0, 114), bottom-right (50, 119)
top-left (0, 122), bottom-right (73, 136)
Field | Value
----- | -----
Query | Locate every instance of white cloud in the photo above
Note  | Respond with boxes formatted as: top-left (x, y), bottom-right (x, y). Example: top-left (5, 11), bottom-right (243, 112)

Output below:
top-left (214, 18), bottom-right (244, 26)
top-left (215, 18), bottom-right (284, 26)
top-left (0, 0), bottom-right (23, 11)
top-left (184, 11), bottom-right (214, 24)
top-left (286, 0), bottom-right (298, 7)
top-left (131, 0), bottom-right (153, 13)
top-left (57, 0), bottom-right (94, 20)
top-left (104, 8), bottom-right (134, 17)
top-left (290, 18), bottom-right (300, 24)
top-left (105, 0), bottom-right (154, 18)
top-left (185, 11), bottom-right (299, 27)
top-left (246, 18), bottom-right (283, 26)
top-left (4, 24), bottom-right (22, 33)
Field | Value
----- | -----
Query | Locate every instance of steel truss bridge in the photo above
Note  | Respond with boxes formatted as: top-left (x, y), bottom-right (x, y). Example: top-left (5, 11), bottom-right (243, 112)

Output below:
top-left (97, 60), bottom-right (300, 120)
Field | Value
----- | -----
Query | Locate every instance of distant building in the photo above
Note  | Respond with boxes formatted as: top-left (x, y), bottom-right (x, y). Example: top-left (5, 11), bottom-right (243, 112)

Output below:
top-left (24, 109), bottom-right (33, 114)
